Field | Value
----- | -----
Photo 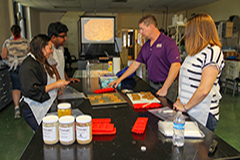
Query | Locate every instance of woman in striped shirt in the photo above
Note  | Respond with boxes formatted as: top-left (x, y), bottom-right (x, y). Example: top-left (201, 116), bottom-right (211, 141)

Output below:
top-left (173, 13), bottom-right (224, 132)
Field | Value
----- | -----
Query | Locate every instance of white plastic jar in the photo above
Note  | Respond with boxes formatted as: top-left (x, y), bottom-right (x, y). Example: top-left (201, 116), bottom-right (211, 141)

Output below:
top-left (76, 115), bottom-right (92, 144)
top-left (58, 103), bottom-right (72, 118)
top-left (59, 115), bottom-right (75, 145)
top-left (42, 115), bottom-right (59, 145)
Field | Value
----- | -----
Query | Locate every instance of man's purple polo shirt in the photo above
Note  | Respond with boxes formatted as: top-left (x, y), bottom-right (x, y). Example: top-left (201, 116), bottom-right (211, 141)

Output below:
top-left (136, 33), bottom-right (180, 82)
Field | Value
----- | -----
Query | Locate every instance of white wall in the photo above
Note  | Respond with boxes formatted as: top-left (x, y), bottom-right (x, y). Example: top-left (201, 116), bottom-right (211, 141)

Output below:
top-left (39, 12), bottom-right (66, 35)
top-left (30, 8), bottom-right (40, 38)
top-left (186, 0), bottom-right (240, 21)
top-left (0, 0), bottom-right (11, 48)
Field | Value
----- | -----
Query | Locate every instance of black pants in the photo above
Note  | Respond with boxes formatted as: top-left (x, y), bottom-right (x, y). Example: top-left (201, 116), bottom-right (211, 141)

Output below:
top-left (22, 108), bottom-right (38, 131)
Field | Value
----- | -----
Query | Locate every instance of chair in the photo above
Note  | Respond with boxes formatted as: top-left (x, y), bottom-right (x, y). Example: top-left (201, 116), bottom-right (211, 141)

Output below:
top-left (224, 77), bottom-right (240, 97)
top-left (64, 47), bottom-right (78, 71)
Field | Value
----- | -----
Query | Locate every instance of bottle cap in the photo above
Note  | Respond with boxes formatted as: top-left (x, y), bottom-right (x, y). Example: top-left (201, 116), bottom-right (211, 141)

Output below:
top-left (58, 103), bottom-right (71, 109)
top-left (76, 115), bottom-right (92, 123)
top-left (42, 115), bottom-right (58, 123)
top-left (59, 115), bottom-right (75, 124)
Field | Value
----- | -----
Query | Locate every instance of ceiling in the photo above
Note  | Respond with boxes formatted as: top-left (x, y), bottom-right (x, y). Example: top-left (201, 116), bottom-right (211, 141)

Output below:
top-left (14, 0), bottom-right (220, 13)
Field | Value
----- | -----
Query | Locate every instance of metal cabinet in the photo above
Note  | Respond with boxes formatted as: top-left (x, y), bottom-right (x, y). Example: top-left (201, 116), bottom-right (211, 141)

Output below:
top-left (221, 60), bottom-right (240, 81)
top-left (0, 66), bottom-right (12, 111)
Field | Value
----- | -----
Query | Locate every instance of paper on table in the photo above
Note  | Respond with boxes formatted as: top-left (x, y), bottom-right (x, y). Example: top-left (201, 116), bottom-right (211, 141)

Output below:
top-left (158, 121), bottom-right (205, 138)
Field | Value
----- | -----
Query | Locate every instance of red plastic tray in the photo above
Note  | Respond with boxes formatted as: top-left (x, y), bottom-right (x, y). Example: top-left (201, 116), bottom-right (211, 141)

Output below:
top-left (133, 103), bottom-right (162, 109)
top-left (94, 88), bottom-right (115, 94)
top-left (92, 118), bottom-right (116, 135)
top-left (131, 117), bottom-right (148, 134)
top-left (92, 118), bottom-right (111, 123)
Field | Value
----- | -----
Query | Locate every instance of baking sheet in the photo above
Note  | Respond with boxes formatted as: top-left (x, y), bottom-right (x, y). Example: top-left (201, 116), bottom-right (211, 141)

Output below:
top-left (87, 92), bottom-right (127, 106)
top-left (126, 92), bottom-right (160, 104)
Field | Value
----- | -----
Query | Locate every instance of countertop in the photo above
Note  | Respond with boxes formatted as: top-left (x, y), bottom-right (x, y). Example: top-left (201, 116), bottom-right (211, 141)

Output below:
top-left (19, 76), bottom-right (240, 160)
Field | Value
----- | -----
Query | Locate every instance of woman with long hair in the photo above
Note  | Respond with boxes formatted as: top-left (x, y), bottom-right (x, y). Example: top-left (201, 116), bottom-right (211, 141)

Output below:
top-left (173, 13), bottom-right (225, 132)
top-left (1, 25), bottom-right (29, 118)
top-left (19, 34), bottom-right (69, 131)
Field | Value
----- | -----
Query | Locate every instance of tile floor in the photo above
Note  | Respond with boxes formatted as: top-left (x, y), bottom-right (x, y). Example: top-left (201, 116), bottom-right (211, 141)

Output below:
top-left (0, 90), bottom-right (239, 160)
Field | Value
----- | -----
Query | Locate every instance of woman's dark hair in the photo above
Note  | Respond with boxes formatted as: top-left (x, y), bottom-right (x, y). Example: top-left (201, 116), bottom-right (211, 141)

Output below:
top-left (30, 34), bottom-right (54, 78)
top-left (11, 25), bottom-right (21, 37)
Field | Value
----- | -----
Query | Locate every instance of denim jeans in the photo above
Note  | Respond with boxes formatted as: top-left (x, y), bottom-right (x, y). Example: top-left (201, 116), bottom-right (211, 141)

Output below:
top-left (149, 79), bottom-right (178, 103)
top-left (206, 113), bottom-right (218, 132)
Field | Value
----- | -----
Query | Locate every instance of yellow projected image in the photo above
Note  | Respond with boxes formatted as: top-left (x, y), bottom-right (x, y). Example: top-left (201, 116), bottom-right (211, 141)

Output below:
top-left (84, 19), bottom-right (113, 41)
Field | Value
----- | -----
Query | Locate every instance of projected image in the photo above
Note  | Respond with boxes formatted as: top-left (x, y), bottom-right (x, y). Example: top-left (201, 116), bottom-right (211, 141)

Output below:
top-left (81, 17), bottom-right (115, 44)
top-left (85, 19), bottom-right (113, 41)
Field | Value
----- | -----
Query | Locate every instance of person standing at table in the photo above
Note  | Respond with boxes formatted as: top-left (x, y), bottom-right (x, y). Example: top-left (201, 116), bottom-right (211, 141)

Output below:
top-left (108, 15), bottom-right (181, 102)
top-left (47, 22), bottom-right (80, 83)
top-left (19, 34), bottom-right (69, 131)
top-left (173, 13), bottom-right (224, 132)
top-left (1, 24), bottom-right (30, 118)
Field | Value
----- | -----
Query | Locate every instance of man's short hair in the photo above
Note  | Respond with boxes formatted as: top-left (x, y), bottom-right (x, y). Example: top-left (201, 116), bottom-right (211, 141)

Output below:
top-left (138, 15), bottom-right (157, 28)
top-left (47, 22), bottom-right (68, 38)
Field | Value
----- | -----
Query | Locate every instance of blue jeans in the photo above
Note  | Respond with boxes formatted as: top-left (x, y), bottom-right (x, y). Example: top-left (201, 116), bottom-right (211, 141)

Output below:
top-left (9, 66), bottom-right (21, 90)
top-left (206, 113), bottom-right (218, 132)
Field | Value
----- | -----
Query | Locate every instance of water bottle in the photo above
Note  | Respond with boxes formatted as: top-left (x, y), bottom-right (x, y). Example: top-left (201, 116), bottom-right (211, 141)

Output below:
top-left (172, 111), bottom-right (185, 147)
top-left (86, 60), bottom-right (91, 77)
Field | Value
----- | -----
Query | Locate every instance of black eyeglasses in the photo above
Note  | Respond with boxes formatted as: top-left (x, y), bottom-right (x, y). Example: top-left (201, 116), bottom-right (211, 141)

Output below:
top-left (57, 35), bottom-right (67, 38)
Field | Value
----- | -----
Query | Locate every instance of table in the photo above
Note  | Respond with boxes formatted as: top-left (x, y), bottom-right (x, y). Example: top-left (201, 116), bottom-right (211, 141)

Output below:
top-left (19, 76), bottom-right (240, 160)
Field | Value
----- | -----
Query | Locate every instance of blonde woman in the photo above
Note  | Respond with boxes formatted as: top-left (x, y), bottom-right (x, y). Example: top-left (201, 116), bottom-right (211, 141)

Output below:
top-left (173, 13), bottom-right (224, 132)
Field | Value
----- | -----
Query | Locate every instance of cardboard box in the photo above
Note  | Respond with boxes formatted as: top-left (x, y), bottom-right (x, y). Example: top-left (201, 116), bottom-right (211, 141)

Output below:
top-left (225, 22), bottom-right (233, 38)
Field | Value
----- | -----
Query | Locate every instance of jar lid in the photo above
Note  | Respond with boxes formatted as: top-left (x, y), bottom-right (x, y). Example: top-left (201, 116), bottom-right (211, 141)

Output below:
top-left (76, 115), bottom-right (92, 123)
top-left (58, 103), bottom-right (71, 109)
top-left (42, 115), bottom-right (59, 123)
top-left (59, 115), bottom-right (75, 124)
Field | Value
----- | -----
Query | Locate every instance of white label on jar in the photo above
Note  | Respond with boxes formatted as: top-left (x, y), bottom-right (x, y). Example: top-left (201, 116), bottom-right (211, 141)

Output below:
top-left (59, 126), bottom-right (74, 142)
top-left (43, 126), bottom-right (56, 141)
top-left (76, 126), bottom-right (90, 141)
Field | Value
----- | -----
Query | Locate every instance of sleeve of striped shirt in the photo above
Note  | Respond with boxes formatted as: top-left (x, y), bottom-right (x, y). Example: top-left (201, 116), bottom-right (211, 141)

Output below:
top-left (202, 46), bottom-right (224, 72)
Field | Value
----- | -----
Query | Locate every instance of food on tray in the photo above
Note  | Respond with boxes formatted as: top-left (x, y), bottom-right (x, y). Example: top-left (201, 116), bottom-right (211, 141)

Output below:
top-left (89, 96), bottom-right (96, 100)
top-left (103, 93), bottom-right (108, 97)
top-left (132, 95), bottom-right (141, 101)
top-left (131, 93), bottom-right (139, 97)
top-left (147, 97), bottom-right (154, 100)
top-left (98, 99), bottom-right (104, 103)
top-left (140, 91), bottom-right (145, 95)
top-left (142, 95), bottom-right (148, 99)
top-left (146, 91), bottom-right (152, 95)
top-left (96, 95), bottom-right (102, 99)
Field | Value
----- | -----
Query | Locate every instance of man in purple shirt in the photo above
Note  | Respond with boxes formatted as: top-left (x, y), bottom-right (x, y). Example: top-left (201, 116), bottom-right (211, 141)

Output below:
top-left (109, 15), bottom-right (181, 102)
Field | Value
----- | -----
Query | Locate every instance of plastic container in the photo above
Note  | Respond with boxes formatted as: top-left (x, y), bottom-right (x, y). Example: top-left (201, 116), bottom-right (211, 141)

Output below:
top-left (76, 115), bottom-right (92, 144)
top-left (172, 111), bottom-right (185, 147)
top-left (42, 115), bottom-right (59, 145)
top-left (131, 117), bottom-right (148, 134)
top-left (99, 75), bottom-right (120, 89)
top-left (58, 103), bottom-right (71, 118)
top-left (108, 61), bottom-right (112, 72)
top-left (59, 115), bottom-right (75, 145)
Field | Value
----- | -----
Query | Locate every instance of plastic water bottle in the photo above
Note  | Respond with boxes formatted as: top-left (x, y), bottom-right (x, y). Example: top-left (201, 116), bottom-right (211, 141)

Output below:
top-left (86, 60), bottom-right (91, 77)
top-left (172, 111), bottom-right (185, 147)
